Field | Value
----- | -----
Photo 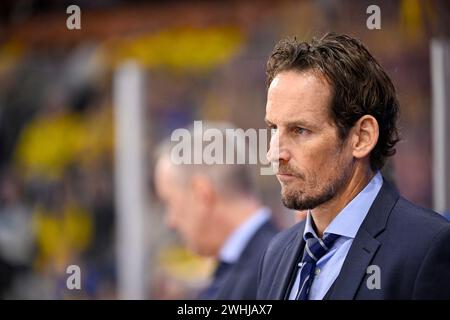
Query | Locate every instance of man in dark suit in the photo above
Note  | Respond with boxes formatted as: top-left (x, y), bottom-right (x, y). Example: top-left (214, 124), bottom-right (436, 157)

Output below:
top-left (155, 122), bottom-right (278, 299)
top-left (259, 33), bottom-right (450, 300)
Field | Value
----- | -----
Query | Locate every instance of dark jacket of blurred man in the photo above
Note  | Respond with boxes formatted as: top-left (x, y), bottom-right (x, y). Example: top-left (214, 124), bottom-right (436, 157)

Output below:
top-left (259, 33), bottom-right (450, 300)
top-left (155, 123), bottom-right (278, 300)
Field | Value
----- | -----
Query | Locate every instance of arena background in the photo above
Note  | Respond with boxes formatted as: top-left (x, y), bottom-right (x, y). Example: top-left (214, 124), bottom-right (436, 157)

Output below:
top-left (0, 0), bottom-right (449, 299)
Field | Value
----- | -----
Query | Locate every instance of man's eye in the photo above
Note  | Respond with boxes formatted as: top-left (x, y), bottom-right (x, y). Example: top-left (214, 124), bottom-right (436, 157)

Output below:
top-left (267, 125), bottom-right (277, 133)
top-left (295, 127), bottom-right (308, 135)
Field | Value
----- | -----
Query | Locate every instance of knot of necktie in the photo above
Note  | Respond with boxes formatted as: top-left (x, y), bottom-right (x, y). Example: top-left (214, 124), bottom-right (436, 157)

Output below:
top-left (302, 232), bottom-right (340, 264)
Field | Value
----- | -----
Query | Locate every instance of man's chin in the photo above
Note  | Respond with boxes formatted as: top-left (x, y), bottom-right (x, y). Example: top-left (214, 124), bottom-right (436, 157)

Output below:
top-left (281, 191), bottom-right (308, 210)
top-left (282, 198), bottom-right (312, 211)
top-left (281, 191), bottom-right (334, 211)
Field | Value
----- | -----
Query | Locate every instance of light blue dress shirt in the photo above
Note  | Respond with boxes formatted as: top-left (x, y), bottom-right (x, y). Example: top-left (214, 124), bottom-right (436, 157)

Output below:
top-left (219, 207), bottom-right (271, 264)
top-left (288, 172), bottom-right (383, 300)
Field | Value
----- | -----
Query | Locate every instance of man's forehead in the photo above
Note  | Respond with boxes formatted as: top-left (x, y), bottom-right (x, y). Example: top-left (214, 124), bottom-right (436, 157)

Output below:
top-left (268, 69), bottom-right (330, 92)
top-left (266, 70), bottom-right (333, 124)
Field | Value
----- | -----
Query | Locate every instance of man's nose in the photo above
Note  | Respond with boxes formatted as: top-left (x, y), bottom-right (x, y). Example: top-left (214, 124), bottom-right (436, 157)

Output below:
top-left (267, 131), bottom-right (291, 164)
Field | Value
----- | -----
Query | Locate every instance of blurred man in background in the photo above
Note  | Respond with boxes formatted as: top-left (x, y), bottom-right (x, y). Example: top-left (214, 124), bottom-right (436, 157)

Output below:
top-left (154, 122), bottom-right (278, 300)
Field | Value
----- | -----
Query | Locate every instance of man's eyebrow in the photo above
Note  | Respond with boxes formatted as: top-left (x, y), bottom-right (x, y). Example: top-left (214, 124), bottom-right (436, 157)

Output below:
top-left (286, 120), bottom-right (316, 128)
top-left (265, 118), bottom-right (316, 128)
top-left (264, 118), bottom-right (274, 126)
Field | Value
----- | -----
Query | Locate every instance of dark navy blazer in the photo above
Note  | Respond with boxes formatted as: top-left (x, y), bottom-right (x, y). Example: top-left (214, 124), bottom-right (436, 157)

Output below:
top-left (257, 180), bottom-right (450, 300)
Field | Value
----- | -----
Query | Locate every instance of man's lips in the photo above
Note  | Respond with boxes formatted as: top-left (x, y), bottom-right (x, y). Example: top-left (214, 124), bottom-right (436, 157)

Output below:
top-left (276, 173), bottom-right (297, 181)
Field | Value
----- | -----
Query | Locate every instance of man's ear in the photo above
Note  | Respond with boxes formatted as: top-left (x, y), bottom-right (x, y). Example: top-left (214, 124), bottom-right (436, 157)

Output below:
top-left (351, 115), bottom-right (379, 160)
top-left (190, 174), bottom-right (216, 208)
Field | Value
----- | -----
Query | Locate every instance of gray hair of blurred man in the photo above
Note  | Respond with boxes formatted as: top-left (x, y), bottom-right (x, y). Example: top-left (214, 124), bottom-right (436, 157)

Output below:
top-left (155, 122), bottom-right (260, 200)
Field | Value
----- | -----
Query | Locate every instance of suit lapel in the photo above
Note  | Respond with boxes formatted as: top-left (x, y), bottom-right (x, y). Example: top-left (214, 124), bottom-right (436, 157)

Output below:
top-left (326, 229), bottom-right (380, 299)
top-left (270, 223), bottom-right (306, 299)
top-left (327, 180), bottom-right (399, 299)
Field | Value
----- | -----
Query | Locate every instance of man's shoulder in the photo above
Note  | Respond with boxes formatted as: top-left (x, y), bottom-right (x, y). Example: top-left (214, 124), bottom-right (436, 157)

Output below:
top-left (380, 192), bottom-right (450, 256)
top-left (239, 219), bottom-right (279, 261)
top-left (391, 195), bottom-right (450, 233)
top-left (257, 219), bottom-right (280, 239)
top-left (265, 220), bottom-right (304, 255)
top-left (371, 179), bottom-right (449, 239)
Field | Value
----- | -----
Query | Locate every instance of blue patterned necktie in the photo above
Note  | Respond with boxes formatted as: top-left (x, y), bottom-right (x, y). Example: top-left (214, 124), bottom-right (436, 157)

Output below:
top-left (296, 233), bottom-right (340, 300)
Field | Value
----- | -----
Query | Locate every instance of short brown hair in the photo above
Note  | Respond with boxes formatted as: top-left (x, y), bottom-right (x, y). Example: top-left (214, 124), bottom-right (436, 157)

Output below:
top-left (266, 33), bottom-right (400, 170)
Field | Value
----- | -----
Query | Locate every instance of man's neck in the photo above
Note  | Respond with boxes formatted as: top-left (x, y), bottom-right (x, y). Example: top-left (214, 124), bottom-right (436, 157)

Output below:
top-left (311, 166), bottom-right (375, 238)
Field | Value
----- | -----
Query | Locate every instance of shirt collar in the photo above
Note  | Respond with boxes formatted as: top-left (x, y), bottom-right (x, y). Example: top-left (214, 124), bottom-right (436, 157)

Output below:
top-left (303, 171), bottom-right (383, 240)
top-left (219, 207), bottom-right (271, 264)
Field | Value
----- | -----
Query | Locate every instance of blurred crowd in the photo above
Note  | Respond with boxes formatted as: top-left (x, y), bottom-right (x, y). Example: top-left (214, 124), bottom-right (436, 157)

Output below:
top-left (0, 68), bottom-right (115, 298)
